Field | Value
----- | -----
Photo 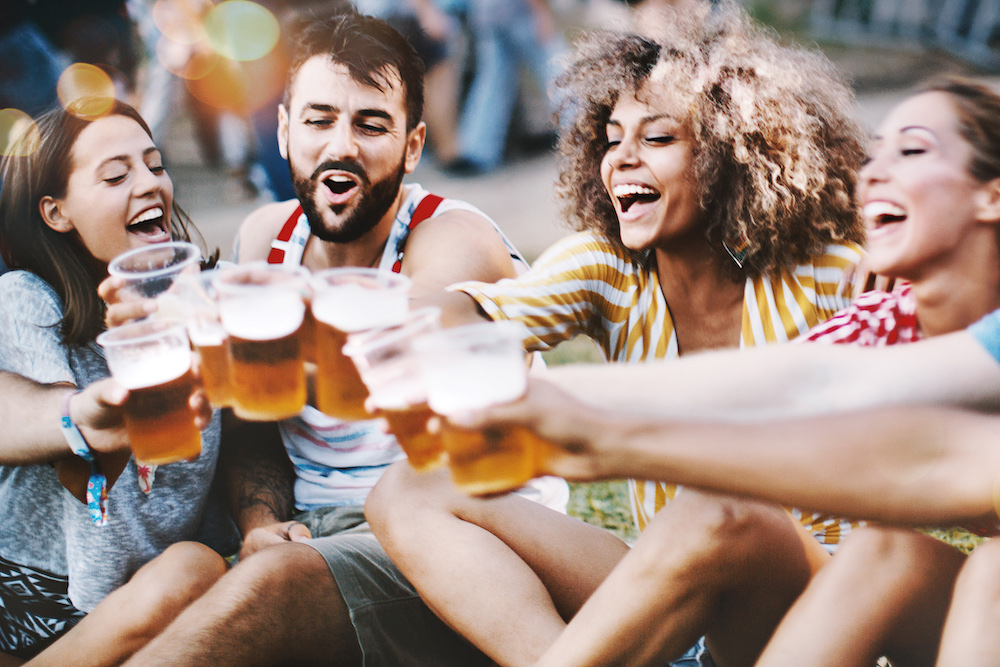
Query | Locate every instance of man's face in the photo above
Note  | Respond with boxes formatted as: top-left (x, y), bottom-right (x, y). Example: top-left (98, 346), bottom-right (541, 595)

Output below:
top-left (279, 57), bottom-right (424, 243)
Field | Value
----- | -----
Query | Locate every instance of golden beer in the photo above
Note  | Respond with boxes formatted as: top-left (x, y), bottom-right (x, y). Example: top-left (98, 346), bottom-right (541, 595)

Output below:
top-left (189, 326), bottom-right (232, 408)
top-left (217, 278), bottom-right (307, 421)
top-left (415, 321), bottom-right (535, 495)
top-left (310, 268), bottom-right (411, 421)
top-left (122, 364), bottom-right (202, 465)
top-left (228, 329), bottom-right (307, 421)
top-left (380, 402), bottom-right (445, 471)
top-left (439, 422), bottom-right (535, 495)
top-left (314, 321), bottom-right (371, 420)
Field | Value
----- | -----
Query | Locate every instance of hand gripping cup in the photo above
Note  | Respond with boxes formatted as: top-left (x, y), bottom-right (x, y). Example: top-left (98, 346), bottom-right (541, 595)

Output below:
top-left (309, 268), bottom-right (411, 421)
top-left (108, 241), bottom-right (202, 303)
top-left (413, 321), bottom-right (536, 495)
top-left (344, 307), bottom-right (444, 471)
top-left (214, 263), bottom-right (309, 421)
top-left (175, 269), bottom-right (232, 408)
top-left (97, 319), bottom-right (202, 464)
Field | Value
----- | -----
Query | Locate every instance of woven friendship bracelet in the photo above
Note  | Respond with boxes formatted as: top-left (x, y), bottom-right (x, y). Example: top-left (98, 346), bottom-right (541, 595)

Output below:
top-left (59, 390), bottom-right (109, 526)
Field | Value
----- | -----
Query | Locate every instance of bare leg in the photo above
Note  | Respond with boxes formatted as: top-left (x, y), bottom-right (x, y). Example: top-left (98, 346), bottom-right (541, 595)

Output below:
top-left (28, 542), bottom-right (225, 667)
top-left (759, 526), bottom-right (965, 667)
top-left (536, 489), bottom-right (830, 667)
top-left (937, 538), bottom-right (1000, 665)
top-left (365, 463), bottom-right (631, 667)
top-left (0, 653), bottom-right (24, 666)
top-left (120, 542), bottom-right (362, 667)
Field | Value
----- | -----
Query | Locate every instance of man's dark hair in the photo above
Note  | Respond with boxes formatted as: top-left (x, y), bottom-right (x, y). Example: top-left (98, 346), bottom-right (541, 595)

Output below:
top-left (284, 9), bottom-right (426, 131)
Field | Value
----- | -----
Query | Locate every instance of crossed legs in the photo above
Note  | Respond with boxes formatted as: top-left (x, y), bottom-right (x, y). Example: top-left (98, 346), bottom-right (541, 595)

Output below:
top-left (367, 464), bottom-right (832, 667)
top-left (757, 525), bottom-right (967, 667)
top-left (119, 542), bottom-right (361, 667)
top-left (29, 542), bottom-right (225, 667)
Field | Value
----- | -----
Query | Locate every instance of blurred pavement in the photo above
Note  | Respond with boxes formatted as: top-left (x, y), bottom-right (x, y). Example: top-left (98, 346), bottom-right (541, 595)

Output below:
top-left (165, 43), bottom-right (1000, 264)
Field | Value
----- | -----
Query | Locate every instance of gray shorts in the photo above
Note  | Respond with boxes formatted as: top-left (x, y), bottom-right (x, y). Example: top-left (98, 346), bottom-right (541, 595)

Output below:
top-left (297, 505), bottom-right (495, 667)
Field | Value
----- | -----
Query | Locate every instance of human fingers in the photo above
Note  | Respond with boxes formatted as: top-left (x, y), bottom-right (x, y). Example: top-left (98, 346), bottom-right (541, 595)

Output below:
top-left (285, 521), bottom-right (312, 542)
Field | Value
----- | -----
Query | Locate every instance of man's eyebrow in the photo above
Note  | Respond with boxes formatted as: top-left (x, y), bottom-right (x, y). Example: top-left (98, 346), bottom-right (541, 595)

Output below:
top-left (357, 109), bottom-right (393, 122)
top-left (300, 103), bottom-right (338, 115)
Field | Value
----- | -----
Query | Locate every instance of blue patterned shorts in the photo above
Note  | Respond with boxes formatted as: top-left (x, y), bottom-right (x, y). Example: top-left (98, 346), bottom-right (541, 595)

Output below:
top-left (0, 554), bottom-right (85, 659)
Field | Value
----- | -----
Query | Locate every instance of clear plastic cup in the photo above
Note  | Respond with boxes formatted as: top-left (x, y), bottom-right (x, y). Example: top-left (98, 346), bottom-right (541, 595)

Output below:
top-left (344, 307), bottom-right (444, 471)
top-left (214, 262), bottom-right (309, 421)
top-left (413, 320), bottom-right (537, 495)
top-left (107, 241), bottom-right (201, 302)
top-left (97, 319), bottom-right (202, 464)
top-left (309, 268), bottom-right (411, 421)
top-left (175, 269), bottom-right (233, 408)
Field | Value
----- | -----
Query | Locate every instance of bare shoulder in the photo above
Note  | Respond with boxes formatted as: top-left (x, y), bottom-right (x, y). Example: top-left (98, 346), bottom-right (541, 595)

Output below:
top-left (403, 207), bottom-right (519, 289)
top-left (234, 199), bottom-right (301, 263)
top-left (407, 207), bottom-right (507, 255)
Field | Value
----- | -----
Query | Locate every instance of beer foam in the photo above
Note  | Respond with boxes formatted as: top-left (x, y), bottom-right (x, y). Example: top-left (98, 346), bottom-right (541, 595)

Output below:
top-left (220, 291), bottom-right (304, 340)
top-left (424, 356), bottom-right (526, 414)
top-left (114, 347), bottom-right (192, 390)
top-left (312, 285), bottom-right (408, 332)
top-left (188, 324), bottom-right (227, 347)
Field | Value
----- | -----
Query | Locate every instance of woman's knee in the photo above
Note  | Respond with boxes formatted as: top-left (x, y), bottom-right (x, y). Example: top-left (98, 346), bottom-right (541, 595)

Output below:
top-left (835, 527), bottom-right (964, 583)
top-left (955, 539), bottom-right (1000, 599)
top-left (131, 542), bottom-right (226, 609)
top-left (366, 462), bottom-right (459, 540)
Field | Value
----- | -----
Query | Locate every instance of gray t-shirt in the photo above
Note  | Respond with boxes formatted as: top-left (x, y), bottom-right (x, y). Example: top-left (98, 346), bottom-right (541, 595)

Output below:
top-left (0, 271), bottom-right (237, 611)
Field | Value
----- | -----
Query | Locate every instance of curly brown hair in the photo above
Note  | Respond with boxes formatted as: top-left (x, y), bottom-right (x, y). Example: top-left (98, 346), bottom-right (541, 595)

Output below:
top-left (555, 0), bottom-right (866, 276)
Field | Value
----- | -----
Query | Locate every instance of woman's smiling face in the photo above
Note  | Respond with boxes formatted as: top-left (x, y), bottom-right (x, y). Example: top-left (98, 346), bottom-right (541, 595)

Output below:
top-left (860, 91), bottom-right (995, 281)
top-left (600, 81), bottom-right (701, 253)
top-left (43, 113), bottom-right (174, 265)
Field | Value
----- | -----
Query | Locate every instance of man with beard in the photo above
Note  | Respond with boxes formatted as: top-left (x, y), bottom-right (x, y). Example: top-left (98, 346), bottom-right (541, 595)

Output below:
top-left (118, 10), bottom-right (568, 666)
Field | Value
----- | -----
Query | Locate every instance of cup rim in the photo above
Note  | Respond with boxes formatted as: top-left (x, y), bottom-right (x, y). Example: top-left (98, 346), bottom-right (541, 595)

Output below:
top-left (212, 261), bottom-right (310, 296)
top-left (412, 319), bottom-right (528, 354)
top-left (310, 266), bottom-right (412, 292)
top-left (343, 306), bottom-right (442, 360)
top-left (107, 241), bottom-right (201, 280)
top-left (96, 317), bottom-right (188, 348)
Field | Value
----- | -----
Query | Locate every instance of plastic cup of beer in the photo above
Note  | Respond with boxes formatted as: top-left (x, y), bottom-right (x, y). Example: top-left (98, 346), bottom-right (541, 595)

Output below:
top-left (108, 241), bottom-right (201, 303)
top-left (97, 319), bottom-right (202, 464)
top-left (309, 268), bottom-right (411, 421)
top-left (413, 320), bottom-right (535, 495)
top-left (175, 269), bottom-right (232, 408)
top-left (214, 263), bottom-right (308, 421)
top-left (344, 307), bottom-right (444, 471)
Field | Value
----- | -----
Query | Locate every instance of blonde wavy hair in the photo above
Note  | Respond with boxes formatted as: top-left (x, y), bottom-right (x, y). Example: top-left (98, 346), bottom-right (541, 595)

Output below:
top-left (555, 0), bottom-right (867, 276)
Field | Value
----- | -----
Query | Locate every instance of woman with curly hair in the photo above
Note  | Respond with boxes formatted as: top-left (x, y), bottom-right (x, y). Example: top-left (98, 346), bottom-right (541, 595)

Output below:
top-left (367, 2), bottom-right (867, 665)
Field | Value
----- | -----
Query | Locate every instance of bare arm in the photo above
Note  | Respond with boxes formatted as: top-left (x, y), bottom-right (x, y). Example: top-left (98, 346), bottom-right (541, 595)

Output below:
top-left (456, 377), bottom-right (1000, 527)
top-left (545, 329), bottom-right (1000, 420)
top-left (217, 410), bottom-right (310, 557)
top-left (402, 209), bottom-right (517, 327)
top-left (0, 372), bottom-right (134, 502)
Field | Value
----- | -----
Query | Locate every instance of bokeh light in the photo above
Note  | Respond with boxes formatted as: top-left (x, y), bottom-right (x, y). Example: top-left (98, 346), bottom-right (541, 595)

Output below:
top-left (0, 109), bottom-right (40, 157)
top-left (57, 64), bottom-right (116, 118)
top-left (204, 1), bottom-right (279, 62)
top-left (151, 0), bottom-right (206, 45)
top-left (157, 37), bottom-right (219, 80)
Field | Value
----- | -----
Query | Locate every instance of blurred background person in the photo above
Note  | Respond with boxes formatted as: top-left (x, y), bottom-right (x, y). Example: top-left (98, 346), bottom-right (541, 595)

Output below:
top-left (441, 0), bottom-right (568, 176)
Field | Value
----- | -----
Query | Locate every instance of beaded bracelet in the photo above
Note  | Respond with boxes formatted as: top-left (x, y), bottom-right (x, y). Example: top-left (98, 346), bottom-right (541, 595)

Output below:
top-left (59, 391), bottom-right (109, 526)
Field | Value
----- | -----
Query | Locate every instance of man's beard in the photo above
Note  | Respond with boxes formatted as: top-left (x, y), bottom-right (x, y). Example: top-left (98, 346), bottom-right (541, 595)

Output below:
top-left (291, 156), bottom-right (406, 244)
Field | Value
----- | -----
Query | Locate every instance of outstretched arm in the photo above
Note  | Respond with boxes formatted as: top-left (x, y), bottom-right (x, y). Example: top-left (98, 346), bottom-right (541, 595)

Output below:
top-left (545, 329), bottom-right (1000, 420)
top-left (455, 377), bottom-right (1000, 527)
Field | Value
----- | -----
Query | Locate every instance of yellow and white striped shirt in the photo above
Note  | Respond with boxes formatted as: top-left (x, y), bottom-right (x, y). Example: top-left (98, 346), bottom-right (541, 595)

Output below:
top-left (455, 231), bottom-right (864, 549)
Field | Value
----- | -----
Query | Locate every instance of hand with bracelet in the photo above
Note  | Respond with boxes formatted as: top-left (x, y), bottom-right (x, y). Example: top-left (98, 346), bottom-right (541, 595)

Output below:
top-left (51, 377), bottom-right (213, 509)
